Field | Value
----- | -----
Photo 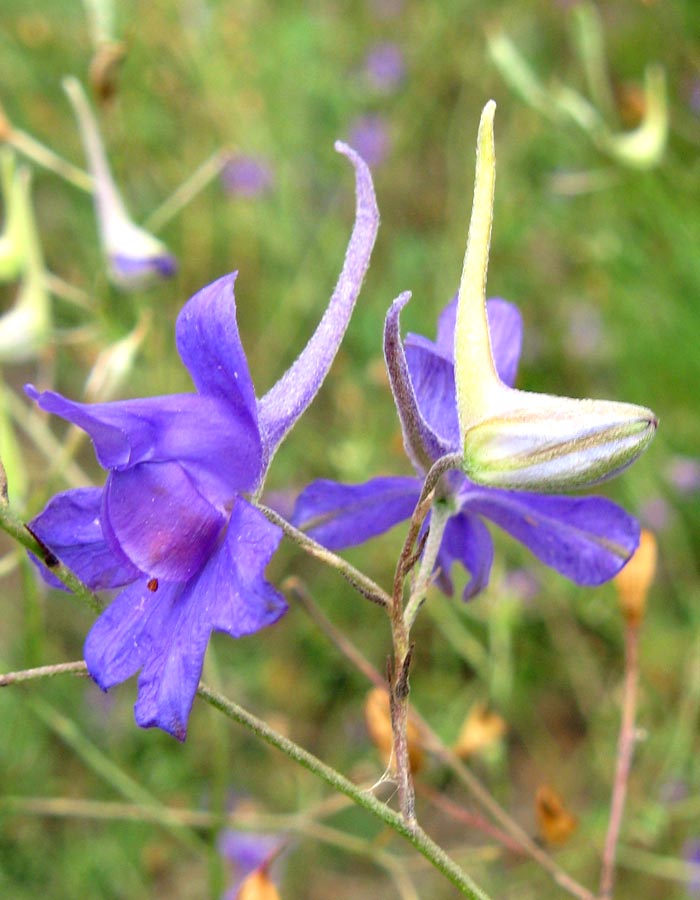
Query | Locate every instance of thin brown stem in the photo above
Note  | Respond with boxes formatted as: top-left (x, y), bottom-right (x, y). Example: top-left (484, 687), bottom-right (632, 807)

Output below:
top-left (417, 784), bottom-right (524, 856)
top-left (387, 453), bottom-right (461, 828)
top-left (599, 622), bottom-right (641, 899)
top-left (294, 585), bottom-right (597, 900)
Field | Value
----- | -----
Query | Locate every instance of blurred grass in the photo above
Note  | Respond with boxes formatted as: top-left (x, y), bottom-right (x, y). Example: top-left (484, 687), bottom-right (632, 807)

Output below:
top-left (0, 0), bottom-right (699, 897)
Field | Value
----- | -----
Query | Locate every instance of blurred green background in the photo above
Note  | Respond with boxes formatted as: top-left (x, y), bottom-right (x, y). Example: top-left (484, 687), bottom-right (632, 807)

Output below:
top-left (0, 1), bottom-right (699, 897)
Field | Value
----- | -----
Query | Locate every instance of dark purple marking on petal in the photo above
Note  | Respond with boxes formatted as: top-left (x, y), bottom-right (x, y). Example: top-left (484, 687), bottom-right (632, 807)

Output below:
top-left (463, 487), bottom-right (640, 585)
top-left (257, 142), bottom-right (379, 460)
top-left (292, 475), bottom-right (421, 550)
top-left (384, 293), bottom-right (453, 470)
top-left (28, 487), bottom-right (140, 590)
top-left (176, 272), bottom-right (258, 423)
top-left (104, 461), bottom-right (225, 581)
top-left (434, 508), bottom-right (494, 600)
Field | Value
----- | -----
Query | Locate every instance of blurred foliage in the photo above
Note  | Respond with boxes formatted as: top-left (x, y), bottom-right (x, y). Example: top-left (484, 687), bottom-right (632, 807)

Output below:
top-left (0, 0), bottom-right (699, 898)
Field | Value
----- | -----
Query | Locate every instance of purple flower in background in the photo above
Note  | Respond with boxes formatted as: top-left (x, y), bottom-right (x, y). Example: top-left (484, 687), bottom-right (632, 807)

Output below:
top-left (221, 153), bottom-right (274, 198)
top-left (28, 142), bottom-right (378, 739)
top-left (664, 455), bottom-right (700, 495)
top-left (293, 296), bottom-right (640, 598)
top-left (685, 839), bottom-right (700, 898)
top-left (363, 42), bottom-right (405, 93)
top-left (219, 829), bottom-right (285, 899)
top-left (64, 77), bottom-right (177, 289)
top-left (347, 114), bottom-right (391, 168)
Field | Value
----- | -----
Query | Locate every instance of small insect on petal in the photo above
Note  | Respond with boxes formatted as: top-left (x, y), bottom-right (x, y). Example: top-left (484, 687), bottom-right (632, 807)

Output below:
top-left (147, 577), bottom-right (159, 593)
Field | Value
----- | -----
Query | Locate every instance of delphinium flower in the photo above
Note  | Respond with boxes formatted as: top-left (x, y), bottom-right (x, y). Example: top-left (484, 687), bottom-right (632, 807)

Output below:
top-left (363, 43), bottom-right (406, 94)
top-left (347, 114), bottom-right (390, 168)
top-left (293, 102), bottom-right (657, 599)
top-left (220, 153), bottom-right (274, 199)
top-left (27, 142), bottom-right (378, 739)
top-left (63, 77), bottom-right (177, 288)
top-left (218, 828), bottom-right (285, 900)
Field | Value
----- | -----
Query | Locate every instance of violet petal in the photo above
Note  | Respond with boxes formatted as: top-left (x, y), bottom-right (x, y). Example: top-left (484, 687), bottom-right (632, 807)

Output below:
top-left (292, 475), bottom-right (421, 549)
top-left (29, 487), bottom-right (140, 590)
top-left (434, 509), bottom-right (494, 599)
top-left (463, 488), bottom-right (640, 585)
top-left (384, 293), bottom-right (453, 470)
top-left (175, 272), bottom-right (258, 422)
top-left (25, 388), bottom-right (262, 495)
top-left (104, 461), bottom-right (225, 581)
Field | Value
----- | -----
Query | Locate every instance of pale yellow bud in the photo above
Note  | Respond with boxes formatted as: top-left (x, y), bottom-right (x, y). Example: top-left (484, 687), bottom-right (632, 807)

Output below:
top-left (454, 102), bottom-right (656, 492)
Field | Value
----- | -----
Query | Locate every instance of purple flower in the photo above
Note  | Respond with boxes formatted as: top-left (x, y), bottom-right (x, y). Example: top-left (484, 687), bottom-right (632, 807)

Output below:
top-left (27, 142), bottom-right (378, 739)
top-left (347, 115), bottom-right (391, 168)
top-left (219, 829), bottom-right (284, 899)
top-left (685, 839), bottom-right (700, 898)
top-left (292, 296), bottom-right (640, 598)
top-left (221, 154), bottom-right (274, 198)
top-left (664, 455), bottom-right (700, 495)
top-left (363, 43), bottom-right (405, 94)
top-left (64, 77), bottom-right (177, 289)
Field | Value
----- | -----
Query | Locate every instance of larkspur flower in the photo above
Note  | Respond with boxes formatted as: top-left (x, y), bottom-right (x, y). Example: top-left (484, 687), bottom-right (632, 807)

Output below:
top-left (221, 153), bottom-right (274, 198)
top-left (363, 42), bottom-right (405, 94)
top-left (219, 828), bottom-right (285, 900)
top-left (63, 77), bottom-right (177, 288)
top-left (292, 102), bottom-right (655, 598)
top-left (28, 142), bottom-right (378, 739)
top-left (292, 295), bottom-right (642, 598)
top-left (347, 114), bottom-right (390, 168)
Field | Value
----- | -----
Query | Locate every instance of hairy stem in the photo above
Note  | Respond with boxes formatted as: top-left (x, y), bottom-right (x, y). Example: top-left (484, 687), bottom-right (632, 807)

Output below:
top-left (294, 585), bottom-right (597, 900)
top-left (389, 453), bottom-right (461, 826)
top-left (196, 681), bottom-right (492, 900)
top-left (0, 495), bottom-right (102, 613)
top-left (255, 502), bottom-right (391, 608)
top-left (599, 622), bottom-right (641, 899)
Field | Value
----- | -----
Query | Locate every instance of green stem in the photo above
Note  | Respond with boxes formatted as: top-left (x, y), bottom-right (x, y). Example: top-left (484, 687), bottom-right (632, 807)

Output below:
top-left (144, 150), bottom-right (229, 233)
top-left (30, 696), bottom-right (208, 856)
top-left (403, 500), bottom-right (450, 631)
top-left (196, 681), bottom-right (492, 900)
top-left (0, 495), bottom-right (102, 613)
top-left (0, 659), bottom-right (88, 687)
top-left (254, 502), bottom-right (391, 608)
top-left (9, 129), bottom-right (93, 192)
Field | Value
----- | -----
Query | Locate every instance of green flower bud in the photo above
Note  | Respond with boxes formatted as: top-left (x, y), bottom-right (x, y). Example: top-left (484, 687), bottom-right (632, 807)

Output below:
top-left (454, 102), bottom-right (657, 493)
